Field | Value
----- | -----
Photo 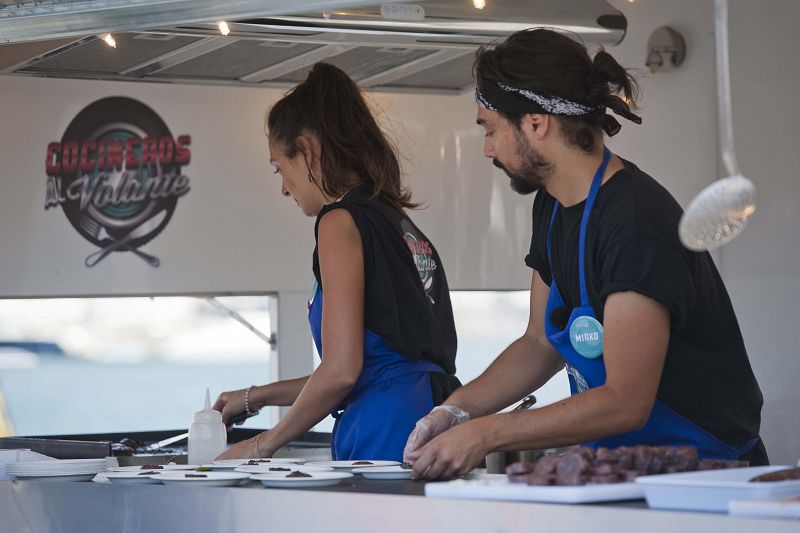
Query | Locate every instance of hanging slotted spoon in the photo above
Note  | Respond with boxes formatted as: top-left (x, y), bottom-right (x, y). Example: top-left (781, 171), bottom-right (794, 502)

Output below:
top-left (678, 0), bottom-right (757, 252)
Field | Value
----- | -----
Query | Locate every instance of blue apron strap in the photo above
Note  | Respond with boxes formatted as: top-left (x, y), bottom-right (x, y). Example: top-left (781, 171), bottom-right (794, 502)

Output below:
top-left (545, 201), bottom-right (560, 271)
top-left (545, 147), bottom-right (612, 307)
top-left (578, 147), bottom-right (611, 308)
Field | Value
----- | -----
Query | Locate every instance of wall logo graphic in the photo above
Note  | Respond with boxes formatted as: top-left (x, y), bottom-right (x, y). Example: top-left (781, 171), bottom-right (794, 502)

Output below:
top-left (44, 96), bottom-right (192, 267)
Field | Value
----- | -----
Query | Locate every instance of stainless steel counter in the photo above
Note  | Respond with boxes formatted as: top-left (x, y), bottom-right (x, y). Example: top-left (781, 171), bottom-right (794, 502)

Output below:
top-left (3, 478), bottom-right (798, 533)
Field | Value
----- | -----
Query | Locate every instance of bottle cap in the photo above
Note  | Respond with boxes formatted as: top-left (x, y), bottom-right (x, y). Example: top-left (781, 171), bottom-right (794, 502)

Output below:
top-left (193, 388), bottom-right (223, 424)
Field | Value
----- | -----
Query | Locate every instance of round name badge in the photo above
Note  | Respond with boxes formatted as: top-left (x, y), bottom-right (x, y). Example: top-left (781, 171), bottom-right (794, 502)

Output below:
top-left (569, 316), bottom-right (604, 358)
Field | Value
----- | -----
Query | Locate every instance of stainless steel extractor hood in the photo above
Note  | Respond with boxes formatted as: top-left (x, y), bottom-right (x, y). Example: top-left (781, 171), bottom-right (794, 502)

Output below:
top-left (0, 0), bottom-right (627, 93)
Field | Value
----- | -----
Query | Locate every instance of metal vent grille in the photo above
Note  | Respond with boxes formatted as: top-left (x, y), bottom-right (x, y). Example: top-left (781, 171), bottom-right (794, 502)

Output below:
top-left (153, 40), bottom-right (321, 80)
top-left (385, 52), bottom-right (476, 91)
top-left (19, 34), bottom-right (203, 74)
top-left (275, 47), bottom-right (436, 83)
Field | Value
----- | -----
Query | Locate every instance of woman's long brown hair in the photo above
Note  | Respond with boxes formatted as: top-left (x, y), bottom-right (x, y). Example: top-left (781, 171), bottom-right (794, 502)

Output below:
top-left (267, 62), bottom-right (416, 211)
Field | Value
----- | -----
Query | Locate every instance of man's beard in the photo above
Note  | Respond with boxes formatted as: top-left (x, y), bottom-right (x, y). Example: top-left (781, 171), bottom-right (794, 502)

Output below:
top-left (493, 135), bottom-right (552, 195)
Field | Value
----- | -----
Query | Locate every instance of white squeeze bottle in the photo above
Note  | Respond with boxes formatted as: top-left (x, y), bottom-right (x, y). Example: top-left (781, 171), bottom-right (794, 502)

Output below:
top-left (188, 388), bottom-right (226, 465)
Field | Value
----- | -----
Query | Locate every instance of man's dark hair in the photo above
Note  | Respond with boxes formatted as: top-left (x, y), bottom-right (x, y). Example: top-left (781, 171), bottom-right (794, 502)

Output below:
top-left (474, 29), bottom-right (640, 153)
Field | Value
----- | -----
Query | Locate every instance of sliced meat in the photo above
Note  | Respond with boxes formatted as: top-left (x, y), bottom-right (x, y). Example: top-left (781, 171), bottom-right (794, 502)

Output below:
top-left (750, 467), bottom-right (800, 482)
top-left (556, 452), bottom-right (589, 478)
top-left (506, 461), bottom-right (536, 483)
top-left (534, 455), bottom-right (560, 476)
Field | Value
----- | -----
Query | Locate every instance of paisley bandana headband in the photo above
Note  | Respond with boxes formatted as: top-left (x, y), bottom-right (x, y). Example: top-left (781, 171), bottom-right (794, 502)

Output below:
top-left (475, 78), bottom-right (642, 136)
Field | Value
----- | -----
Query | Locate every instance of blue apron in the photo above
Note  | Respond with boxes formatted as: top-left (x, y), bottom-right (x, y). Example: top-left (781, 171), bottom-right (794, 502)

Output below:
top-left (308, 282), bottom-right (445, 461)
top-left (543, 147), bottom-right (757, 460)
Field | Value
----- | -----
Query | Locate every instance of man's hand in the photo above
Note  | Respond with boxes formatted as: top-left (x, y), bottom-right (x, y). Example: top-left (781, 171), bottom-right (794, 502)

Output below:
top-left (402, 405), bottom-right (470, 464)
top-left (409, 419), bottom-right (490, 480)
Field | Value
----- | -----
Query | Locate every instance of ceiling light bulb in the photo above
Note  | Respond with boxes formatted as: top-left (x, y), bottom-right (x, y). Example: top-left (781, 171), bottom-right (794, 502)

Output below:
top-left (473, 0), bottom-right (486, 9)
top-left (102, 33), bottom-right (116, 48)
top-left (218, 21), bottom-right (231, 36)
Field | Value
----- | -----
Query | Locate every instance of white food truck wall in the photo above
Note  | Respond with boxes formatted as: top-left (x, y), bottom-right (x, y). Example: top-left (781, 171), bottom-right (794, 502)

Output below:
top-left (0, 0), bottom-right (796, 463)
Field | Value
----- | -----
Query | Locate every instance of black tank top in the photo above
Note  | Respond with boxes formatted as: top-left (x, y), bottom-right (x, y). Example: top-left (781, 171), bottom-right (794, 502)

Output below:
top-left (313, 188), bottom-right (458, 375)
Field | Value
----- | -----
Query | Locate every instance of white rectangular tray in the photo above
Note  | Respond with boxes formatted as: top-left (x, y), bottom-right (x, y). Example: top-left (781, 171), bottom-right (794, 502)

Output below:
top-left (424, 477), bottom-right (644, 504)
top-left (636, 465), bottom-right (800, 513)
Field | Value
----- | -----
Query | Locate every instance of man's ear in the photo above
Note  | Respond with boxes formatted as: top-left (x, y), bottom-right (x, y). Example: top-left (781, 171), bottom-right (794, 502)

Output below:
top-left (524, 114), bottom-right (550, 140)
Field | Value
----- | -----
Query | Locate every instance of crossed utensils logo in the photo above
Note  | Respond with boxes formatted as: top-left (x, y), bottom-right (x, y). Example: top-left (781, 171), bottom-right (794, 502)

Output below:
top-left (44, 97), bottom-right (192, 268)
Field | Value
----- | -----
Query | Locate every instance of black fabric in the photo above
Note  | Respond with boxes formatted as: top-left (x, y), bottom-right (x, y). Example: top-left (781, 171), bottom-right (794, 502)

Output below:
top-left (740, 437), bottom-right (769, 466)
top-left (525, 160), bottom-right (764, 449)
top-left (429, 373), bottom-right (463, 406)
top-left (313, 189), bottom-right (459, 376)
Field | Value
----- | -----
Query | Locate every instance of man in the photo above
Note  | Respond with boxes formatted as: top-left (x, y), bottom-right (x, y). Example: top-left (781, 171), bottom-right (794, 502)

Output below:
top-left (403, 29), bottom-right (766, 480)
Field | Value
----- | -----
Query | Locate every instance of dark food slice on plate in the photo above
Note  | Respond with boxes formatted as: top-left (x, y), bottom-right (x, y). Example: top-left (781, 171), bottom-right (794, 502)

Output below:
top-left (750, 467), bottom-right (800, 482)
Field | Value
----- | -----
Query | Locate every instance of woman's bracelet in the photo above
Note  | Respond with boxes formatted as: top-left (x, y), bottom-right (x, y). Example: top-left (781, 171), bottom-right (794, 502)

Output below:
top-left (245, 385), bottom-right (260, 417)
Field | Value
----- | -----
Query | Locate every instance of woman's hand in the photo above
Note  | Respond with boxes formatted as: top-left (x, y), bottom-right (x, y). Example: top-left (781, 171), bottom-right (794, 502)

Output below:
top-left (214, 432), bottom-right (274, 460)
top-left (212, 388), bottom-right (248, 430)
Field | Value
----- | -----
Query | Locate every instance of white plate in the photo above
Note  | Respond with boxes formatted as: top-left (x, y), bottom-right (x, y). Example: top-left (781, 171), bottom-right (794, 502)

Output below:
top-left (7, 459), bottom-right (108, 476)
top-left (105, 471), bottom-right (166, 484)
top-left (252, 471), bottom-right (353, 488)
top-left (424, 477), bottom-right (644, 504)
top-left (110, 464), bottom-right (200, 472)
top-left (353, 466), bottom-right (412, 480)
top-left (234, 465), bottom-right (333, 474)
top-left (210, 458), bottom-right (305, 468)
top-left (14, 473), bottom-right (96, 482)
top-left (305, 460), bottom-right (399, 472)
top-left (155, 471), bottom-right (251, 487)
top-left (636, 465), bottom-right (800, 513)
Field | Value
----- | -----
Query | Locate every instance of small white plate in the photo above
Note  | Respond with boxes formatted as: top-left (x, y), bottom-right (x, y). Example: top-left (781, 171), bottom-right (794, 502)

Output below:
top-left (305, 460), bottom-right (399, 472)
top-left (155, 472), bottom-right (251, 487)
top-left (252, 471), bottom-right (353, 488)
top-left (353, 466), bottom-right (412, 480)
top-left (110, 464), bottom-right (200, 473)
top-left (234, 465), bottom-right (333, 474)
top-left (14, 473), bottom-right (96, 482)
top-left (105, 471), bottom-right (165, 484)
top-left (211, 458), bottom-right (305, 468)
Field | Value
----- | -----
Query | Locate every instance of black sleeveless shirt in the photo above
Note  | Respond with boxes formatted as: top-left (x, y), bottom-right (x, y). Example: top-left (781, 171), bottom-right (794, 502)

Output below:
top-left (313, 189), bottom-right (458, 377)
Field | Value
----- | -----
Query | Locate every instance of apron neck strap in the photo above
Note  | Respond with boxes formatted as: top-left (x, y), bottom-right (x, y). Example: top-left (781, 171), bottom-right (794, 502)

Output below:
top-left (546, 147), bottom-right (612, 308)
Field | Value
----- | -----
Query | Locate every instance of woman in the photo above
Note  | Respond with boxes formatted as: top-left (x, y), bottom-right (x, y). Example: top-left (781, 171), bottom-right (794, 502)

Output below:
top-left (215, 63), bottom-right (461, 461)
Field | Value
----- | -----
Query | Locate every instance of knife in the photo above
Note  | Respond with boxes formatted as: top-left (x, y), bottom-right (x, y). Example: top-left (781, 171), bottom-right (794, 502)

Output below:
top-left (143, 432), bottom-right (189, 452)
top-left (144, 411), bottom-right (257, 452)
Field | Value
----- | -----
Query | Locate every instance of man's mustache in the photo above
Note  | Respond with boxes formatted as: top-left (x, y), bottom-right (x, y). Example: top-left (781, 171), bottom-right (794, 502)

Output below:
top-left (492, 158), bottom-right (505, 171)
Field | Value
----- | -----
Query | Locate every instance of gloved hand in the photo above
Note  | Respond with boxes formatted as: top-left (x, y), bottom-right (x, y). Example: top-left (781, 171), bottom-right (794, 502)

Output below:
top-left (402, 404), bottom-right (470, 464)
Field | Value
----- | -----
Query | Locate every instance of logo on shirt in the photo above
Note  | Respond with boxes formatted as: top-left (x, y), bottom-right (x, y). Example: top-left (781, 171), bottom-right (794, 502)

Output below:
top-left (401, 219), bottom-right (437, 304)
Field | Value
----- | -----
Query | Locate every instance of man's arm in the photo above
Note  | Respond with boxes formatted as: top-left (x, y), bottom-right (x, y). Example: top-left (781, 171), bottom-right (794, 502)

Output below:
top-left (443, 271), bottom-right (565, 417)
top-left (411, 290), bottom-right (670, 479)
top-left (403, 271), bottom-right (563, 463)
